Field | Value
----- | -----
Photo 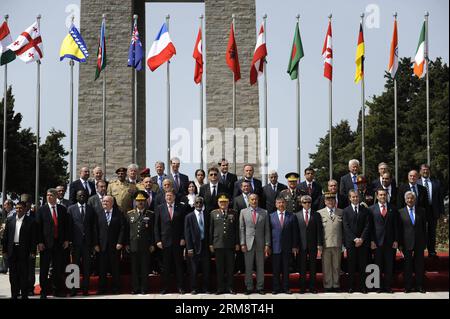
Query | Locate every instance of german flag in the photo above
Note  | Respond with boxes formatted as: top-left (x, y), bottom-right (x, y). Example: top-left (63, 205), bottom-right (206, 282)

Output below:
top-left (354, 22), bottom-right (364, 83)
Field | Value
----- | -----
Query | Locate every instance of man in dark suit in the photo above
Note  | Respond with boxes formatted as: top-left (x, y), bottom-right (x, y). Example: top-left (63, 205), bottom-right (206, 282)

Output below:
top-left (154, 190), bottom-right (186, 294)
top-left (339, 159), bottom-right (360, 199)
top-left (233, 180), bottom-right (252, 214)
top-left (69, 167), bottom-right (96, 205)
top-left (262, 170), bottom-right (287, 214)
top-left (96, 195), bottom-right (125, 294)
top-left (233, 164), bottom-right (264, 201)
top-left (56, 185), bottom-right (70, 208)
top-left (316, 179), bottom-right (348, 210)
top-left (19, 194), bottom-right (37, 296)
top-left (151, 161), bottom-right (168, 191)
top-left (373, 172), bottom-right (398, 209)
top-left (269, 196), bottom-right (298, 294)
top-left (1, 201), bottom-right (36, 299)
top-left (343, 189), bottom-right (371, 293)
top-left (397, 170), bottom-right (428, 210)
top-left (418, 164), bottom-right (444, 257)
top-left (298, 168), bottom-right (323, 209)
top-left (371, 162), bottom-right (397, 196)
top-left (88, 180), bottom-right (107, 215)
top-left (93, 166), bottom-right (108, 189)
top-left (36, 189), bottom-right (70, 298)
top-left (185, 196), bottom-right (210, 294)
top-left (168, 157), bottom-right (190, 196)
top-left (138, 177), bottom-right (158, 211)
top-left (294, 195), bottom-right (322, 294)
top-left (398, 191), bottom-right (427, 293)
top-left (369, 188), bottom-right (398, 293)
top-left (67, 190), bottom-right (98, 296)
top-left (209, 194), bottom-right (240, 294)
top-left (199, 167), bottom-right (226, 214)
top-left (218, 158), bottom-right (238, 201)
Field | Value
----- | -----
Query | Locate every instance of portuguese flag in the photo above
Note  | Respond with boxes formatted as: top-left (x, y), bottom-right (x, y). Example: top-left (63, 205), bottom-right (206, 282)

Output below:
top-left (287, 22), bottom-right (304, 80)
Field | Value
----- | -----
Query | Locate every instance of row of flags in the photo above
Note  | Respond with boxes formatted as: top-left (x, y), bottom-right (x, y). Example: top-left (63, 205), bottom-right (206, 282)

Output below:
top-left (0, 16), bottom-right (429, 82)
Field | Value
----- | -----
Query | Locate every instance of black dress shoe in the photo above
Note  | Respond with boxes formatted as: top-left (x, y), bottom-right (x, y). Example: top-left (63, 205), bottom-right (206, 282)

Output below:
top-left (97, 289), bottom-right (106, 295)
top-left (40, 294), bottom-right (47, 299)
top-left (160, 290), bottom-right (168, 295)
top-left (284, 289), bottom-right (293, 294)
top-left (404, 288), bottom-right (413, 293)
top-left (245, 290), bottom-right (252, 295)
top-left (191, 290), bottom-right (198, 295)
top-left (417, 287), bottom-right (426, 293)
top-left (70, 290), bottom-right (77, 297)
top-left (256, 290), bottom-right (265, 295)
top-left (385, 288), bottom-right (393, 294)
top-left (348, 288), bottom-right (354, 294)
top-left (215, 290), bottom-right (224, 295)
top-left (141, 290), bottom-right (148, 295)
top-left (333, 288), bottom-right (341, 293)
top-left (82, 290), bottom-right (89, 296)
top-left (228, 289), bottom-right (237, 295)
top-left (376, 289), bottom-right (383, 293)
top-left (131, 290), bottom-right (138, 295)
top-left (324, 288), bottom-right (333, 293)
top-left (55, 292), bottom-right (66, 298)
top-left (271, 290), bottom-right (279, 295)
top-left (178, 289), bottom-right (185, 294)
top-left (28, 291), bottom-right (35, 296)
top-left (310, 288), bottom-right (318, 294)
top-left (361, 288), bottom-right (368, 294)
top-left (299, 289), bottom-right (305, 294)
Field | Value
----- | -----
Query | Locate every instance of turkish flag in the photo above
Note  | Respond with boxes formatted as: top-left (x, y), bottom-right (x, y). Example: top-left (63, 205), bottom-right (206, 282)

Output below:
top-left (193, 27), bottom-right (203, 84)
top-left (226, 22), bottom-right (241, 82)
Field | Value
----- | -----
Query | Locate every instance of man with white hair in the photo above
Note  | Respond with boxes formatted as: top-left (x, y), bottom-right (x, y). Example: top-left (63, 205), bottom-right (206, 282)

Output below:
top-left (262, 170), bottom-right (287, 213)
top-left (339, 159), bottom-right (360, 199)
top-left (151, 161), bottom-right (168, 190)
top-left (93, 166), bottom-right (108, 188)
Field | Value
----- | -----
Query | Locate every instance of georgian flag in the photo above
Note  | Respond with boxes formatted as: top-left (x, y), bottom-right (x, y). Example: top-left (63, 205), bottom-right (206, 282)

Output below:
top-left (250, 22), bottom-right (267, 85)
top-left (7, 21), bottom-right (43, 63)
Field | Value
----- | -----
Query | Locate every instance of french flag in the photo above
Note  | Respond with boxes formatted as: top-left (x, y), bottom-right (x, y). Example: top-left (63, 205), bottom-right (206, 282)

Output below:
top-left (147, 22), bottom-right (176, 71)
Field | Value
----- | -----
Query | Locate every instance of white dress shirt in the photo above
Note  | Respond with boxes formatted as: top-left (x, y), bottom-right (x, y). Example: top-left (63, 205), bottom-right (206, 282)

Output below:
top-left (14, 214), bottom-right (25, 243)
top-left (80, 178), bottom-right (92, 194)
top-left (48, 203), bottom-right (58, 218)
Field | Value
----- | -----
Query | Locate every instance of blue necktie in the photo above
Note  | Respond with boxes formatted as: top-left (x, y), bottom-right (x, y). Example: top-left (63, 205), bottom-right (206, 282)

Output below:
top-left (409, 208), bottom-right (415, 225)
top-left (352, 175), bottom-right (357, 190)
top-left (198, 211), bottom-right (204, 240)
top-left (411, 185), bottom-right (417, 197)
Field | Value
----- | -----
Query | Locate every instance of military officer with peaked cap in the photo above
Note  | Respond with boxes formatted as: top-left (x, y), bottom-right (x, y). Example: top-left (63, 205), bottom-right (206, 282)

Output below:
top-left (125, 191), bottom-right (155, 294)
top-left (209, 193), bottom-right (240, 294)
top-left (279, 172), bottom-right (307, 213)
top-left (107, 167), bottom-right (130, 211)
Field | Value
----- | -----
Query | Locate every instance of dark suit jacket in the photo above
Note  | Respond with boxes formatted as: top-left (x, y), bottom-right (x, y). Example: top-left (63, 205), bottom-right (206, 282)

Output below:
top-left (151, 174), bottom-right (168, 191)
top-left (199, 183), bottom-right (226, 213)
top-left (96, 207), bottom-right (125, 252)
top-left (233, 178), bottom-right (264, 200)
top-left (142, 189), bottom-right (157, 212)
top-left (168, 172), bottom-right (190, 196)
top-left (298, 181), bottom-right (323, 208)
top-left (316, 194), bottom-right (348, 210)
top-left (2, 214), bottom-right (36, 257)
top-left (218, 172), bottom-right (238, 199)
top-left (233, 194), bottom-right (250, 215)
top-left (398, 206), bottom-right (427, 251)
top-left (154, 203), bottom-right (185, 248)
top-left (369, 203), bottom-right (398, 248)
top-left (371, 178), bottom-right (397, 195)
top-left (69, 179), bottom-right (96, 205)
top-left (57, 198), bottom-right (70, 208)
top-left (417, 178), bottom-right (444, 219)
top-left (373, 184), bottom-right (398, 210)
top-left (262, 183), bottom-right (287, 214)
top-left (342, 204), bottom-right (371, 248)
top-left (36, 204), bottom-right (70, 249)
top-left (87, 194), bottom-right (103, 215)
top-left (67, 203), bottom-right (98, 249)
top-left (269, 211), bottom-right (297, 254)
top-left (184, 210), bottom-right (210, 255)
top-left (154, 190), bottom-right (183, 207)
top-left (397, 183), bottom-right (429, 211)
top-left (294, 209), bottom-right (322, 251)
top-left (339, 173), bottom-right (358, 199)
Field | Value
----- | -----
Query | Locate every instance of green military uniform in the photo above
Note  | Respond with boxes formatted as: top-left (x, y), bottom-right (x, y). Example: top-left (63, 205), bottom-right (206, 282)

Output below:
top-left (279, 187), bottom-right (306, 213)
top-left (126, 192), bottom-right (155, 294)
top-left (209, 201), bottom-right (239, 293)
top-left (107, 179), bottom-right (135, 213)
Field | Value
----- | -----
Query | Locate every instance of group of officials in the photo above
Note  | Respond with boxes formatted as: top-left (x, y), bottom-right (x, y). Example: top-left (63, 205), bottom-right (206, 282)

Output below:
top-left (1, 157), bottom-right (444, 298)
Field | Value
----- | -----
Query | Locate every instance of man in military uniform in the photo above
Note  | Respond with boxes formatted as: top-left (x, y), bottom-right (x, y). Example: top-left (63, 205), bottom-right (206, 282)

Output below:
top-left (125, 191), bottom-right (155, 294)
top-left (279, 172), bottom-right (306, 213)
top-left (107, 167), bottom-right (134, 213)
top-left (209, 194), bottom-right (240, 294)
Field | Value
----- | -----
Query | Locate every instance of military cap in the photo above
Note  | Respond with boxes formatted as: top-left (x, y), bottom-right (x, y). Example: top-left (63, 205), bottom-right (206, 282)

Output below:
top-left (285, 172), bottom-right (300, 182)
top-left (134, 190), bottom-right (149, 201)
top-left (115, 167), bottom-right (127, 174)
top-left (324, 192), bottom-right (337, 200)
top-left (140, 167), bottom-right (150, 177)
top-left (217, 193), bottom-right (230, 202)
top-left (356, 175), bottom-right (367, 184)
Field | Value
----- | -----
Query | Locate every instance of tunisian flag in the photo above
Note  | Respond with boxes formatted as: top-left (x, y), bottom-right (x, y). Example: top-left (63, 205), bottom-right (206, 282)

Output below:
top-left (322, 21), bottom-right (333, 81)
top-left (250, 22), bottom-right (267, 85)
top-left (226, 22), bottom-right (241, 82)
top-left (192, 27), bottom-right (203, 84)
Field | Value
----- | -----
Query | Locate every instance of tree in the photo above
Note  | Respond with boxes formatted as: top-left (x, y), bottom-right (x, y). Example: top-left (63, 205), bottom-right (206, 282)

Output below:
top-left (1, 87), bottom-right (68, 201)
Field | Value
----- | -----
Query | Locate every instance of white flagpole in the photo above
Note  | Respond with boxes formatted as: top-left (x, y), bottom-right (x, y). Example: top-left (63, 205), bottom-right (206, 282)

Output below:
top-left (328, 14), bottom-right (333, 180)
top-left (263, 14), bottom-right (268, 186)
top-left (166, 14), bottom-right (171, 170)
top-left (2, 14), bottom-right (9, 207)
top-left (360, 13), bottom-right (366, 176)
top-left (102, 14), bottom-right (106, 176)
top-left (69, 15), bottom-right (75, 184)
top-left (35, 14), bottom-right (42, 207)
top-left (393, 13), bottom-right (399, 183)
top-left (232, 14), bottom-right (237, 175)
top-left (199, 14), bottom-right (204, 170)
top-left (133, 14), bottom-right (138, 165)
top-left (296, 14), bottom-right (301, 176)
top-left (425, 11), bottom-right (430, 165)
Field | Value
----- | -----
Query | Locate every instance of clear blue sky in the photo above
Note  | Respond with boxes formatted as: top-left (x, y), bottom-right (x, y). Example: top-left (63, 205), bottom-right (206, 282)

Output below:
top-left (1, 0), bottom-right (449, 184)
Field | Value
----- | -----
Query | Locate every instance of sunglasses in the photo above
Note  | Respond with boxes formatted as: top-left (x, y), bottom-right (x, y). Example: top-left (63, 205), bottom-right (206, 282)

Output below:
top-left (302, 201), bottom-right (312, 204)
top-left (209, 173), bottom-right (218, 176)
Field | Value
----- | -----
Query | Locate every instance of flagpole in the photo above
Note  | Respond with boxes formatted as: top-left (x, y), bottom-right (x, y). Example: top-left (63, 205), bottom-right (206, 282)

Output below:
top-left (69, 15), bottom-right (75, 184)
top-left (199, 14), bottom-right (204, 170)
top-left (166, 14), bottom-right (171, 169)
top-left (133, 14), bottom-right (138, 165)
top-left (102, 14), bottom-right (106, 177)
top-left (1, 15), bottom-right (9, 207)
top-left (328, 14), bottom-right (333, 180)
top-left (296, 14), bottom-right (301, 176)
top-left (425, 11), bottom-right (430, 165)
top-left (360, 13), bottom-right (366, 176)
top-left (263, 14), bottom-right (268, 186)
top-left (232, 14), bottom-right (236, 175)
top-left (393, 12), bottom-right (399, 183)
top-left (35, 14), bottom-right (41, 207)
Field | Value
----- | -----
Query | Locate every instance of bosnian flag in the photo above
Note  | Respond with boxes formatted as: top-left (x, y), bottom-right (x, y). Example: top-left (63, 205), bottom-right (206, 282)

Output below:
top-left (8, 21), bottom-right (43, 63)
top-left (322, 21), bottom-right (333, 81)
top-left (147, 22), bottom-right (176, 71)
top-left (250, 22), bottom-right (267, 85)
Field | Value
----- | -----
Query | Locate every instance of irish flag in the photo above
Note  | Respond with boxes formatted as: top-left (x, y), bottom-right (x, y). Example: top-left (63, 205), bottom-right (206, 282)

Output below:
top-left (413, 21), bottom-right (427, 78)
top-left (0, 21), bottom-right (16, 65)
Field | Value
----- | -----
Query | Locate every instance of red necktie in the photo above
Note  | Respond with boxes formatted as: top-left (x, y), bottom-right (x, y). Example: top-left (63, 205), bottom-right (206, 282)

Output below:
top-left (381, 204), bottom-right (387, 217)
top-left (280, 212), bottom-right (284, 227)
top-left (305, 210), bottom-right (309, 226)
top-left (168, 205), bottom-right (173, 220)
top-left (252, 209), bottom-right (257, 224)
top-left (51, 206), bottom-right (58, 239)
top-left (308, 183), bottom-right (312, 195)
